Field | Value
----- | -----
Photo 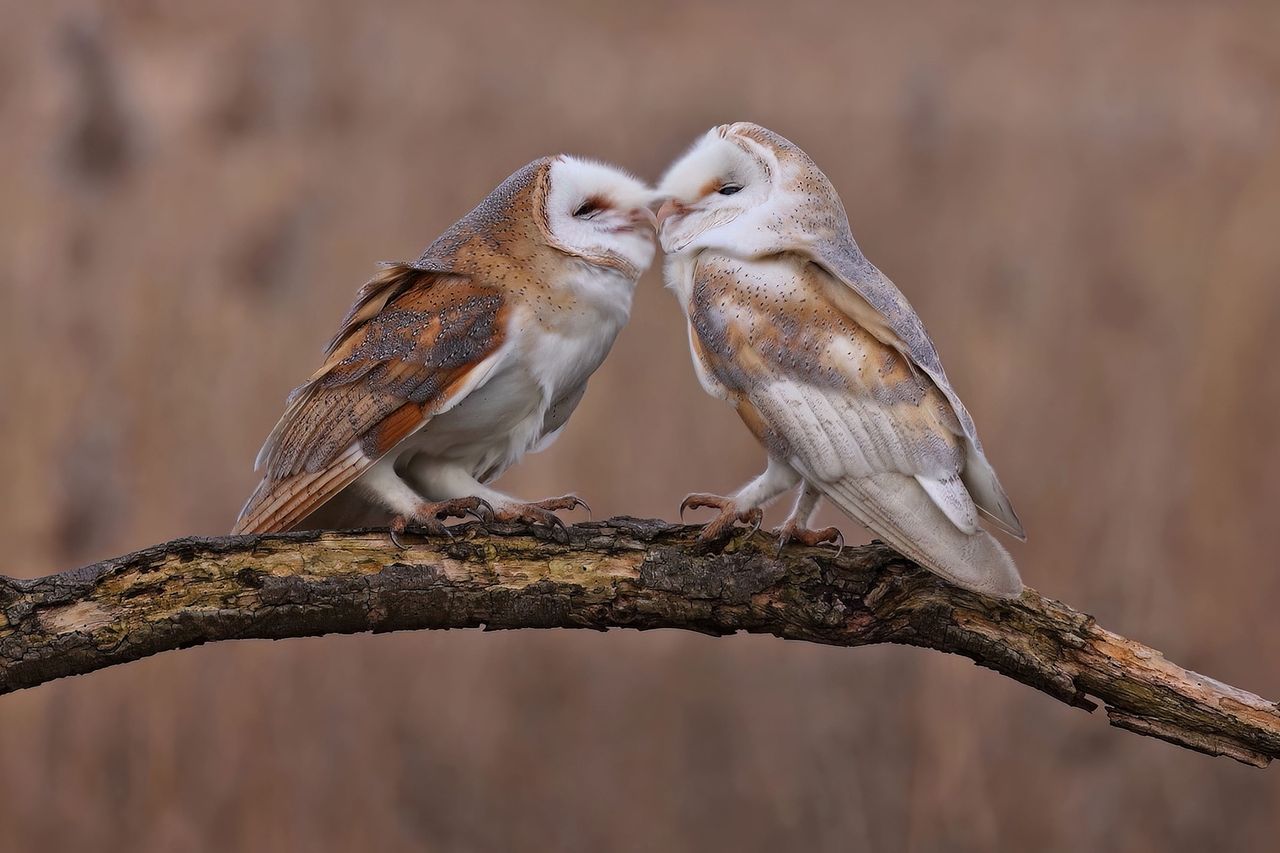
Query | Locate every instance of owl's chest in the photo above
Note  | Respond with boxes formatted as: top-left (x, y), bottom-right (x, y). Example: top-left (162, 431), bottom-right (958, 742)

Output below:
top-left (514, 265), bottom-right (634, 397)
top-left (690, 253), bottom-right (829, 348)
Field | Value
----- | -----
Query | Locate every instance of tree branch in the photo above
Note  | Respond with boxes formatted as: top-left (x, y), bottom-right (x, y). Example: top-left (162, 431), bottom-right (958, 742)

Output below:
top-left (1, 518), bottom-right (1276, 766)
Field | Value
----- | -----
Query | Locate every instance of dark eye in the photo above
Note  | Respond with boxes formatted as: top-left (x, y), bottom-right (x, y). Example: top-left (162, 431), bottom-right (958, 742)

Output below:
top-left (718, 184), bottom-right (743, 196)
top-left (573, 199), bottom-right (604, 219)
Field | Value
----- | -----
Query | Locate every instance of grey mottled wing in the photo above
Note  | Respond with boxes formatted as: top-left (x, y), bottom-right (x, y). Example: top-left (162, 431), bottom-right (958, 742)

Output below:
top-left (806, 234), bottom-right (1025, 539)
top-left (687, 256), bottom-right (1022, 598)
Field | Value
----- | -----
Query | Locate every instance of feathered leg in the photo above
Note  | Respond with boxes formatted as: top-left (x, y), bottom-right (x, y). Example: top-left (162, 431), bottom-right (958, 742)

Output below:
top-left (774, 482), bottom-right (843, 554)
top-left (359, 462), bottom-right (491, 546)
top-left (408, 459), bottom-right (588, 537)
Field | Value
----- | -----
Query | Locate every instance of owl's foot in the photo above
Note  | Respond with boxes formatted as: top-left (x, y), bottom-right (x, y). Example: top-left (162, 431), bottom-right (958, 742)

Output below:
top-left (493, 495), bottom-right (590, 537)
top-left (774, 521), bottom-right (844, 557)
top-left (389, 497), bottom-right (494, 549)
top-left (679, 493), bottom-right (764, 544)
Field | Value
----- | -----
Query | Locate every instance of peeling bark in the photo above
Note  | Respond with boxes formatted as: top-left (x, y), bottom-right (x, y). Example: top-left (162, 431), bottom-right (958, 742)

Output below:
top-left (1, 518), bottom-right (1277, 767)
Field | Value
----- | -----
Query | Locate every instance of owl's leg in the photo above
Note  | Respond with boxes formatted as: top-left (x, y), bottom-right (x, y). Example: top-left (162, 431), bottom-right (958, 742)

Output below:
top-left (359, 461), bottom-right (492, 547)
top-left (681, 457), bottom-right (799, 543)
top-left (774, 482), bottom-right (843, 555)
top-left (407, 459), bottom-right (587, 537)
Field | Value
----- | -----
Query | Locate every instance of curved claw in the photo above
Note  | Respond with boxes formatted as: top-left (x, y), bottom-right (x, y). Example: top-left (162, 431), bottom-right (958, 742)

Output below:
top-left (679, 493), bottom-right (726, 522)
top-left (515, 505), bottom-right (571, 541)
top-left (546, 516), bottom-right (571, 545)
top-left (413, 521), bottom-right (456, 541)
top-left (471, 498), bottom-right (496, 523)
top-left (830, 529), bottom-right (845, 560)
top-left (492, 500), bottom-right (578, 538)
top-left (389, 515), bottom-right (414, 550)
top-left (571, 496), bottom-right (592, 521)
top-left (773, 524), bottom-right (843, 557)
top-left (743, 508), bottom-right (763, 539)
top-left (396, 510), bottom-right (456, 543)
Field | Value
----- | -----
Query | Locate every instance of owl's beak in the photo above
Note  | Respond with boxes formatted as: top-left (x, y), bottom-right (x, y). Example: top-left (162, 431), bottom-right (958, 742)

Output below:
top-left (654, 199), bottom-right (685, 229)
top-left (631, 206), bottom-right (659, 232)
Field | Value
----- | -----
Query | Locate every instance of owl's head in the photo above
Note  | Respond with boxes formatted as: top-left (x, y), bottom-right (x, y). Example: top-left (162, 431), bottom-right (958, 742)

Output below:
top-left (542, 156), bottom-right (657, 279)
top-left (654, 122), bottom-right (847, 258)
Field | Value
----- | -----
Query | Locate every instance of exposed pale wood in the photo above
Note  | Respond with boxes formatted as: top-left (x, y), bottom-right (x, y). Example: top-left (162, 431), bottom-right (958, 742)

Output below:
top-left (1, 518), bottom-right (1276, 767)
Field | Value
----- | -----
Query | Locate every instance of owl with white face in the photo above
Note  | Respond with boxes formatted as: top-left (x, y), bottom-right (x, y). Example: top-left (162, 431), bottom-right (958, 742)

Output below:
top-left (655, 122), bottom-right (1025, 598)
top-left (235, 156), bottom-right (655, 539)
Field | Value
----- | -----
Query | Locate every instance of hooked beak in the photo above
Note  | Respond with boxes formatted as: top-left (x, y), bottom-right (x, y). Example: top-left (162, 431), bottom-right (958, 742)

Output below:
top-left (630, 205), bottom-right (659, 232)
top-left (654, 198), bottom-right (686, 229)
top-left (612, 206), bottom-right (656, 235)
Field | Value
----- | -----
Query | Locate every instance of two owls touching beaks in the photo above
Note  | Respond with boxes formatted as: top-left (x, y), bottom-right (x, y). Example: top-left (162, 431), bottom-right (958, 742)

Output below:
top-left (235, 122), bottom-right (1026, 599)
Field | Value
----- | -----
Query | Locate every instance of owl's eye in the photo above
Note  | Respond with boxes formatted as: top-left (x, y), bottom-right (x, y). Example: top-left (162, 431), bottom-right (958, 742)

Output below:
top-left (574, 199), bottom-right (603, 219)
top-left (718, 184), bottom-right (743, 196)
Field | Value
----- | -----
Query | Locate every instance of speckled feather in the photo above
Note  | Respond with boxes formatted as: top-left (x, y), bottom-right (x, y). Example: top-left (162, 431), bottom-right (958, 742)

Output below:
top-left (660, 122), bottom-right (1023, 597)
top-left (689, 254), bottom-right (966, 484)
top-left (235, 158), bottom-right (591, 534)
top-left (721, 123), bottom-right (1023, 538)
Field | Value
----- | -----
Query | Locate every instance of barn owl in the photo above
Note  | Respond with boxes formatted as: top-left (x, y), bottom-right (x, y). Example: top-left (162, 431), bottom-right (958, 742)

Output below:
top-left (234, 156), bottom-right (655, 539)
top-left (655, 123), bottom-right (1025, 598)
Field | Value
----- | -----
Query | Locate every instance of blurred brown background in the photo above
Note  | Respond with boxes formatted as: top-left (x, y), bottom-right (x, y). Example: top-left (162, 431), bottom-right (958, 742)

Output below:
top-left (3, 1), bottom-right (1280, 850)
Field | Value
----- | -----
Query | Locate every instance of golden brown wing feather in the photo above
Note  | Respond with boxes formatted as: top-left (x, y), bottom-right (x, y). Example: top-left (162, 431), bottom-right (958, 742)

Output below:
top-left (233, 263), bottom-right (509, 534)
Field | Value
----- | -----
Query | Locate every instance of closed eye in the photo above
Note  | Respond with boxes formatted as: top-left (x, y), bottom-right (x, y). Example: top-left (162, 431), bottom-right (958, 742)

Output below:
top-left (718, 184), bottom-right (743, 196)
top-left (574, 198), bottom-right (605, 219)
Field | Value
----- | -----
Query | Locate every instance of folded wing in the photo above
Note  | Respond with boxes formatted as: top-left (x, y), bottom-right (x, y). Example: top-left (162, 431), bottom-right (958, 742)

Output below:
top-left (804, 234), bottom-right (1025, 540)
top-left (745, 376), bottom-right (1021, 598)
top-left (690, 256), bottom-right (1022, 598)
top-left (233, 263), bottom-right (509, 534)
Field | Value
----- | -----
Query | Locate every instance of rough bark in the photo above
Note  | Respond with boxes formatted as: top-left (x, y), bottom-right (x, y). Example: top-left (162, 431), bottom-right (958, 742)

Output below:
top-left (1, 518), bottom-right (1276, 767)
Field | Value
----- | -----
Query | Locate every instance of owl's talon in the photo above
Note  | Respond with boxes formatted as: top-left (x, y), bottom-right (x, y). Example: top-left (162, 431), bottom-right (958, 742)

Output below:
top-left (390, 497), bottom-right (491, 546)
top-left (529, 495), bottom-right (589, 515)
top-left (537, 495), bottom-right (590, 519)
top-left (466, 498), bottom-right (494, 523)
top-left (493, 497), bottom-right (582, 539)
top-left (387, 513), bottom-right (453, 546)
top-left (829, 529), bottom-right (845, 559)
top-left (774, 523), bottom-right (844, 556)
top-left (547, 514), bottom-right (570, 541)
top-left (424, 497), bottom-right (489, 525)
top-left (681, 493), bottom-right (762, 545)
top-left (679, 493), bottom-right (724, 521)
top-left (389, 517), bottom-right (410, 551)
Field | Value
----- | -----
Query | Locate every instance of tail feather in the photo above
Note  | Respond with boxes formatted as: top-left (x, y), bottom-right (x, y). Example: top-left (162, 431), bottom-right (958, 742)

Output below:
top-left (232, 444), bottom-right (368, 534)
top-left (820, 473), bottom-right (1023, 599)
top-left (961, 444), bottom-right (1026, 541)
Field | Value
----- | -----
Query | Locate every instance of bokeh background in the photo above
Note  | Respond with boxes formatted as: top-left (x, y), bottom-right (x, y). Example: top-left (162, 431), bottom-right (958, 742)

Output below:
top-left (3, 1), bottom-right (1280, 850)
